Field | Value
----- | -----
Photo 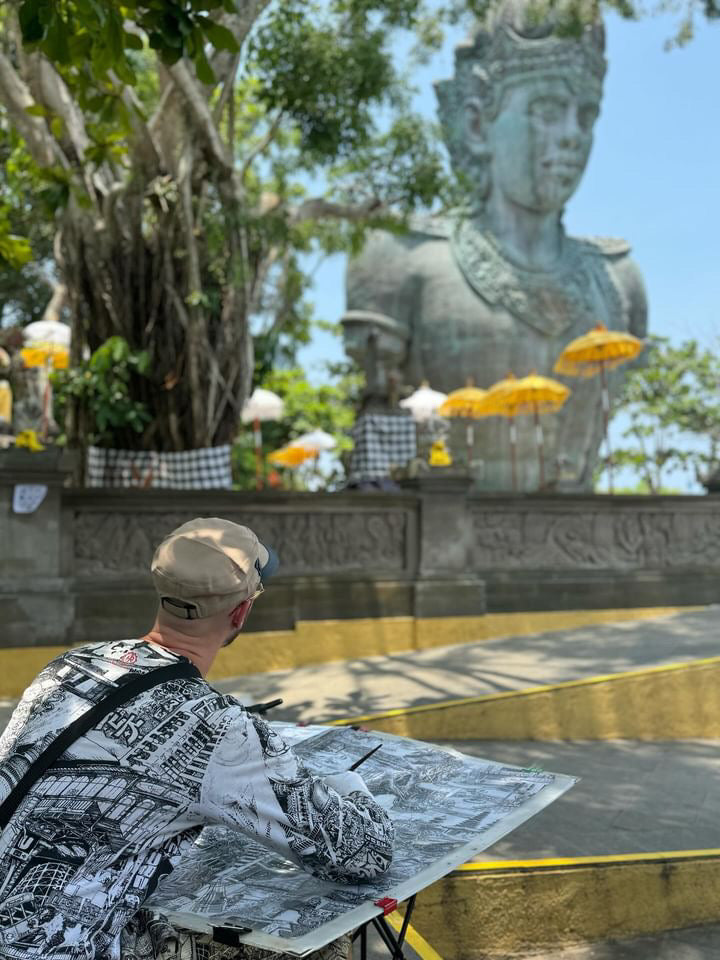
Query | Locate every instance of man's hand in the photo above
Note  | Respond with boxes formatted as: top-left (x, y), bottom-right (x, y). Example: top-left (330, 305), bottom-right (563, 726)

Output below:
top-left (324, 771), bottom-right (373, 798)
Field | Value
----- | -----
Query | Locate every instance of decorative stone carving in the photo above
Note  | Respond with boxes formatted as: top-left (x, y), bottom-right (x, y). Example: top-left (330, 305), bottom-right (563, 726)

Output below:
top-left (472, 507), bottom-right (720, 570)
top-left (342, 0), bottom-right (647, 491)
top-left (73, 510), bottom-right (408, 576)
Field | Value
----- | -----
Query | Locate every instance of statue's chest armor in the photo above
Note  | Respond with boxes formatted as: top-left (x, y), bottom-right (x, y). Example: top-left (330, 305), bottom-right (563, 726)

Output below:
top-left (449, 220), bottom-right (625, 339)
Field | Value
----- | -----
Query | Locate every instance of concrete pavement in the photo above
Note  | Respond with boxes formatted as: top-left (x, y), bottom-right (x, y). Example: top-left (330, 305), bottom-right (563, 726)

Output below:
top-left (212, 606), bottom-right (720, 724)
top-left (447, 739), bottom-right (720, 860)
top-left (3, 607), bottom-right (719, 731)
top-left (524, 923), bottom-right (720, 959)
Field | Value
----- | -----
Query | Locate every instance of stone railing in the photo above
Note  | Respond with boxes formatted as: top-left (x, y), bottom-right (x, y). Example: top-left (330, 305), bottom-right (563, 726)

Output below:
top-left (2, 453), bottom-right (719, 647)
top-left (1, 459), bottom-right (483, 646)
top-left (469, 493), bottom-right (720, 611)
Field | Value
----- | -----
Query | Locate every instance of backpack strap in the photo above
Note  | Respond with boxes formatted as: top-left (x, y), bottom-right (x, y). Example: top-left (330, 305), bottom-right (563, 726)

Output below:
top-left (0, 659), bottom-right (201, 830)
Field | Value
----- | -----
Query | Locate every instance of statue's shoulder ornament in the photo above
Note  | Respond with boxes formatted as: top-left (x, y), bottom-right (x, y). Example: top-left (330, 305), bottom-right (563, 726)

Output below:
top-left (407, 213), bottom-right (453, 240)
top-left (575, 235), bottom-right (632, 258)
top-left (450, 219), bottom-right (627, 337)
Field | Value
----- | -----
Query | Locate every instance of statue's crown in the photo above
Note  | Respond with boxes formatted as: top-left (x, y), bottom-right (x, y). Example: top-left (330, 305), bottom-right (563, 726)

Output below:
top-left (454, 0), bottom-right (606, 93)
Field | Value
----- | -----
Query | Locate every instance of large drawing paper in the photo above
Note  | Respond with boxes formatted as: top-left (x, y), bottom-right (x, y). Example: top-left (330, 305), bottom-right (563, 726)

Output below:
top-left (148, 725), bottom-right (575, 956)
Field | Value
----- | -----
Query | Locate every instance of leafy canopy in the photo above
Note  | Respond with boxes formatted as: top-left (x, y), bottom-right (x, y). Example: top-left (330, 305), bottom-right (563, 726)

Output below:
top-left (17, 0), bottom-right (239, 87)
top-left (599, 337), bottom-right (720, 494)
top-left (51, 337), bottom-right (152, 447)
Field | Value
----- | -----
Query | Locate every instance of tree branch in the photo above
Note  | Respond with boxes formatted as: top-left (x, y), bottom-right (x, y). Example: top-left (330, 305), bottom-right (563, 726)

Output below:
top-left (28, 54), bottom-right (90, 163)
top-left (210, 0), bottom-right (274, 82)
top-left (177, 149), bottom-right (207, 447)
top-left (239, 111), bottom-right (283, 182)
top-left (147, 79), bottom-right (175, 144)
top-left (166, 60), bottom-right (234, 175)
top-left (41, 281), bottom-right (68, 325)
top-left (290, 197), bottom-right (391, 223)
top-left (0, 51), bottom-right (64, 168)
top-left (212, 52), bottom-right (241, 126)
top-left (109, 74), bottom-right (164, 174)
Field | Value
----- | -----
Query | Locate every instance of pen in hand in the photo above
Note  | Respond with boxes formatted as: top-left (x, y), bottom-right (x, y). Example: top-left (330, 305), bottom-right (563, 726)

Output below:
top-left (348, 743), bottom-right (382, 771)
top-left (246, 698), bottom-right (283, 715)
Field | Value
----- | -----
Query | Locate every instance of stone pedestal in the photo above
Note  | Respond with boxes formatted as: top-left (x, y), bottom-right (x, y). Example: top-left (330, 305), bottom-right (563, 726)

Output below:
top-left (404, 472), bottom-right (487, 618)
top-left (0, 449), bottom-right (75, 645)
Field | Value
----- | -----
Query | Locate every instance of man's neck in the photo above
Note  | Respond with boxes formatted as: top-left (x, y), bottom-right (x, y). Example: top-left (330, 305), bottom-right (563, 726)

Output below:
top-left (142, 628), bottom-right (220, 677)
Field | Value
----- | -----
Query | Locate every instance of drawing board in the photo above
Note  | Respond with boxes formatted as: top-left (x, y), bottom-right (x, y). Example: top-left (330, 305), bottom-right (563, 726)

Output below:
top-left (147, 724), bottom-right (575, 956)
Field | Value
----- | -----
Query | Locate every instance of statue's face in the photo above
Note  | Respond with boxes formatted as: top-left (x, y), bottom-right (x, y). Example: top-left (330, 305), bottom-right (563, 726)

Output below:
top-left (486, 76), bottom-right (600, 213)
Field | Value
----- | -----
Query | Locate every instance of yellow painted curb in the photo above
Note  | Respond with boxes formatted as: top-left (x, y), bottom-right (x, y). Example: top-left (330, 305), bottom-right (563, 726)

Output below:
top-left (460, 849), bottom-right (720, 871)
top-left (413, 850), bottom-right (720, 958)
top-left (333, 655), bottom-right (720, 740)
top-left (0, 605), bottom-right (702, 700)
top-left (386, 911), bottom-right (445, 960)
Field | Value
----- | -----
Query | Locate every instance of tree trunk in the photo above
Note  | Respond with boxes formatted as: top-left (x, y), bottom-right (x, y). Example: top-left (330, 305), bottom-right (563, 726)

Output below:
top-left (0, 33), bottom-right (257, 460)
top-left (61, 154), bottom-right (253, 454)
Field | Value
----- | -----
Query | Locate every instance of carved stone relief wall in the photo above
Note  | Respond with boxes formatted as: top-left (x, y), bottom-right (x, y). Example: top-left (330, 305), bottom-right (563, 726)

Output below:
top-left (472, 506), bottom-right (720, 570)
top-left (73, 509), bottom-right (408, 577)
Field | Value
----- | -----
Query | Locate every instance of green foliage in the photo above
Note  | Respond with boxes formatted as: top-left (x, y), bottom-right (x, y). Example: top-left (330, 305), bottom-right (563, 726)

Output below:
top-left (51, 336), bottom-right (152, 447)
top-left (598, 337), bottom-right (720, 494)
top-left (0, 120), bottom-right (60, 325)
top-left (4, 0), bottom-right (710, 462)
top-left (0, 218), bottom-right (32, 269)
top-left (232, 362), bottom-right (363, 490)
top-left (16, 0), bottom-right (238, 88)
top-left (250, 2), bottom-right (396, 160)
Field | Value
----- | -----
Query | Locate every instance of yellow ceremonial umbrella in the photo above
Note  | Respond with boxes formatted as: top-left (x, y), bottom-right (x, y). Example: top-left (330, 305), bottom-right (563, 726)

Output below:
top-left (554, 324), bottom-right (644, 490)
top-left (20, 320), bottom-right (72, 440)
top-left (267, 445), bottom-right (317, 468)
top-left (482, 372), bottom-right (571, 490)
top-left (437, 380), bottom-right (489, 468)
top-left (20, 319), bottom-right (71, 371)
top-left (0, 381), bottom-right (12, 426)
top-left (20, 342), bottom-right (70, 370)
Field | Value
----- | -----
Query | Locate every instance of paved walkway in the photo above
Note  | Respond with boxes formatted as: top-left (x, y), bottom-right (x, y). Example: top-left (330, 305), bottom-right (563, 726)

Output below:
top-left (212, 607), bottom-right (720, 724)
top-left (3, 607), bottom-right (720, 732)
top-left (525, 923), bottom-right (720, 959)
top-left (356, 921), bottom-right (720, 958)
top-left (443, 739), bottom-right (720, 860)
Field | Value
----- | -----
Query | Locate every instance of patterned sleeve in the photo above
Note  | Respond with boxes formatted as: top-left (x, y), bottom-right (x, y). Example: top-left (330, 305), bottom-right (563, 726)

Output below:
top-left (197, 709), bottom-right (395, 883)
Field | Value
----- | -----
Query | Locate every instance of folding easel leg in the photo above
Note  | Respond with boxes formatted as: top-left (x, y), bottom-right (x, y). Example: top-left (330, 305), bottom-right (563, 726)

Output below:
top-left (372, 917), bottom-right (403, 957)
top-left (394, 895), bottom-right (417, 956)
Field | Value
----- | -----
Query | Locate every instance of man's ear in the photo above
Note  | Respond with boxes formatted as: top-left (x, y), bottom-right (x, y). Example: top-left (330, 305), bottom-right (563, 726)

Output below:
top-left (230, 599), bottom-right (252, 629)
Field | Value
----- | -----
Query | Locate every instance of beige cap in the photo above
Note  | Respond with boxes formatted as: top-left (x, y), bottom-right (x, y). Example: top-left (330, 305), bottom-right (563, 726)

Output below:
top-left (151, 518), bottom-right (278, 620)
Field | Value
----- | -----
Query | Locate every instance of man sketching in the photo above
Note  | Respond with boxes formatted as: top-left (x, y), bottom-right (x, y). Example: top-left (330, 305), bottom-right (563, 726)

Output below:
top-left (0, 518), bottom-right (395, 959)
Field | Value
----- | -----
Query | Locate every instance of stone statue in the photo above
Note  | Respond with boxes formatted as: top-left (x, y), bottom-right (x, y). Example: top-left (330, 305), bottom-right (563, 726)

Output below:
top-left (341, 0), bottom-right (647, 491)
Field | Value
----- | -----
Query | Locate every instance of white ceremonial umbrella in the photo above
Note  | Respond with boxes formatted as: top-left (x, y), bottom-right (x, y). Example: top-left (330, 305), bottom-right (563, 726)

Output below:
top-left (289, 428), bottom-right (336, 484)
top-left (290, 428), bottom-right (336, 452)
top-left (241, 387), bottom-right (284, 424)
top-left (22, 319), bottom-right (72, 348)
top-left (399, 382), bottom-right (448, 423)
top-left (241, 388), bottom-right (284, 489)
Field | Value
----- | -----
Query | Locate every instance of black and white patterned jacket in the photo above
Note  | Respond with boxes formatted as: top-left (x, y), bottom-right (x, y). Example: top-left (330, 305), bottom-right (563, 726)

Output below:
top-left (0, 639), bottom-right (394, 959)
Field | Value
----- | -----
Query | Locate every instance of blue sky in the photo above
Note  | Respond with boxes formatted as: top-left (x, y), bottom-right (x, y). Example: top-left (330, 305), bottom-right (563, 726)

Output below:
top-left (298, 12), bottom-right (719, 491)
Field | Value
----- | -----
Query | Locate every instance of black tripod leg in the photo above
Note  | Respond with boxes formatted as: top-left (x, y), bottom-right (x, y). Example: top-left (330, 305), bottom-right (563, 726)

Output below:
top-left (372, 917), bottom-right (403, 957)
top-left (394, 895), bottom-right (417, 956)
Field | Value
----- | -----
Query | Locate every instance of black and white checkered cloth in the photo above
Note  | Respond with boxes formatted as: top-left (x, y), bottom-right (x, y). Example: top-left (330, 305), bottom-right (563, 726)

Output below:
top-left (86, 445), bottom-right (232, 489)
top-left (347, 413), bottom-right (417, 483)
